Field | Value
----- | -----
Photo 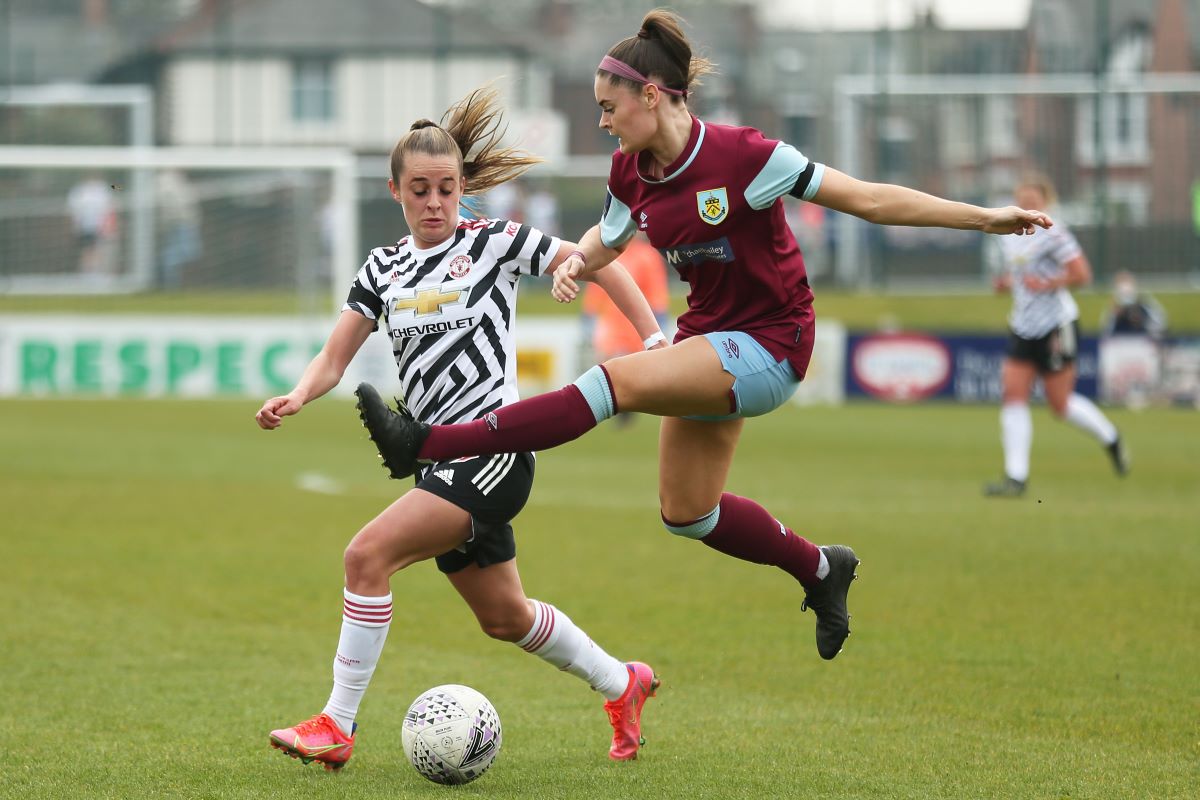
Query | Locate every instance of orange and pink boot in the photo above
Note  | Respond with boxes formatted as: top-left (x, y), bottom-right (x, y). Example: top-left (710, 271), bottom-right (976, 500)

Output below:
top-left (269, 713), bottom-right (355, 771)
top-left (603, 661), bottom-right (660, 761)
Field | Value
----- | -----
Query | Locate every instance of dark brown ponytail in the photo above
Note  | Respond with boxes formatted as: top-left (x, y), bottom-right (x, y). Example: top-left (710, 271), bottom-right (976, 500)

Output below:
top-left (600, 8), bottom-right (715, 101)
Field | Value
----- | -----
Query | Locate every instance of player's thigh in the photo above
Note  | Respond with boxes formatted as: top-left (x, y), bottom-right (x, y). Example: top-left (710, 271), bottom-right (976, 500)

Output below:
top-left (1001, 358), bottom-right (1037, 403)
top-left (1041, 365), bottom-right (1077, 416)
top-left (604, 336), bottom-right (735, 417)
top-left (658, 415), bottom-right (743, 521)
top-left (445, 560), bottom-right (533, 641)
top-left (348, 489), bottom-right (473, 578)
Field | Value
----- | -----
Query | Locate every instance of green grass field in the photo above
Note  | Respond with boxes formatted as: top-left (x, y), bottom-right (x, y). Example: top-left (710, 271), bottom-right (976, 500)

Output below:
top-left (2, 399), bottom-right (1197, 799)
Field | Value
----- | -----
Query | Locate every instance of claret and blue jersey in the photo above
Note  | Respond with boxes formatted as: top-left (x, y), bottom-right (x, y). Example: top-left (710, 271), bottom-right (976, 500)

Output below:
top-left (600, 116), bottom-right (825, 377)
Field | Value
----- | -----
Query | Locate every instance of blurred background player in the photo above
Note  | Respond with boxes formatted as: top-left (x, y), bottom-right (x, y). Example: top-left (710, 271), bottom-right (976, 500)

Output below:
top-left (582, 232), bottom-right (670, 426)
top-left (356, 9), bottom-right (1060, 663)
top-left (66, 172), bottom-right (117, 277)
top-left (256, 86), bottom-right (665, 770)
top-left (986, 172), bottom-right (1129, 497)
top-left (155, 168), bottom-right (202, 289)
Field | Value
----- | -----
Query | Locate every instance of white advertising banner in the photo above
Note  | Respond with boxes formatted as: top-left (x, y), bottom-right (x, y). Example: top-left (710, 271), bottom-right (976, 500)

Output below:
top-left (0, 315), bottom-right (583, 399)
top-left (792, 319), bottom-right (846, 406)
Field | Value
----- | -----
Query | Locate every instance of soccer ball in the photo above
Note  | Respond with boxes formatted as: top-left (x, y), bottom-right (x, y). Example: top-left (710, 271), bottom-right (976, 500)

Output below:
top-left (401, 684), bottom-right (502, 785)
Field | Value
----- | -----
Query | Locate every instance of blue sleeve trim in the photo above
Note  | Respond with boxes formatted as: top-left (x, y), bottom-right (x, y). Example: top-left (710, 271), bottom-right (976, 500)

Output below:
top-left (600, 188), bottom-right (637, 249)
top-left (745, 142), bottom-right (810, 210)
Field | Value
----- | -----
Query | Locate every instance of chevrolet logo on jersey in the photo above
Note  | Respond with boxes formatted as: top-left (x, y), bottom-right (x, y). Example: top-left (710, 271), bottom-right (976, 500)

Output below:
top-left (390, 285), bottom-right (467, 317)
top-left (696, 187), bottom-right (729, 225)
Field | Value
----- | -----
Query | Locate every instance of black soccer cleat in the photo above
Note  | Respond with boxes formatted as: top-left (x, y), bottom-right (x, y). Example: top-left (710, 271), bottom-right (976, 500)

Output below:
top-left (1106, 436), bottom-right (1130, 477)
top-left (983, 476), bottom-right (1026, 498)
top-left (801, 545), bottom-right (860, 660)
top-left (354, 382), bottom-right (430, 480)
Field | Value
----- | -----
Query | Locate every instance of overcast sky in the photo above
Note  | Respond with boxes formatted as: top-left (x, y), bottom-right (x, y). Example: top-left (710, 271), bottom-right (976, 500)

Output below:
top-left (758, 0), bottom-right (1033, 30)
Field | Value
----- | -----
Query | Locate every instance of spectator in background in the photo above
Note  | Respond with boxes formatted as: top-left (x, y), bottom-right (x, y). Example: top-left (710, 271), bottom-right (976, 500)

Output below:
top-left (156, 169), bottom-right (202, 289)
top-left (67, 173), bottom-right (116, 276)
top-left (1102, 270), bottom-right (1167, 340)
top-left (582, 233), bottom-right (670, 426)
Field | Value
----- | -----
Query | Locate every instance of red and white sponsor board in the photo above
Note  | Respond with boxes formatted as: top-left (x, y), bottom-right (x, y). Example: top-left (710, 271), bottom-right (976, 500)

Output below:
top-left (850, 333), bottom-right (952, 402)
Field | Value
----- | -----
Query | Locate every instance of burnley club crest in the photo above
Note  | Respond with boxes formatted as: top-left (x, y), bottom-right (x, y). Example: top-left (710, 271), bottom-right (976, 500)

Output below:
top-left (696, 187), bottom-right (728, 225)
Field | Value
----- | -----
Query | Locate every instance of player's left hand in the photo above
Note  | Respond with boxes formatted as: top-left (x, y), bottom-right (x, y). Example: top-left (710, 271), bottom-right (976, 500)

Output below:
top-left (256, 394), bottom-right (302, 430)
top-left (983, 206), bottom-right (1053, 236)
top-left (551, 253), bottom-right (586, 303)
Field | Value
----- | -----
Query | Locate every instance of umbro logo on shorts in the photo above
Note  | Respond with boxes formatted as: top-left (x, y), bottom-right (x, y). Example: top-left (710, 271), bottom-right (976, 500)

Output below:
top-left (722, 338), bottom-right (740, 359)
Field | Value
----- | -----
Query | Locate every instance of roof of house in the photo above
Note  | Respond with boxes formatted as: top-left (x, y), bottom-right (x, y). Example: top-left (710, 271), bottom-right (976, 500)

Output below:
top-left (155, 0), bottom-right (535, 56)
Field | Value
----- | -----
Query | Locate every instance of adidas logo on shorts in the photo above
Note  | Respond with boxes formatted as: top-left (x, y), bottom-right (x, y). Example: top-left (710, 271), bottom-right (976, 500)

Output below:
top-left (434, 469), bottom-right (454, 485)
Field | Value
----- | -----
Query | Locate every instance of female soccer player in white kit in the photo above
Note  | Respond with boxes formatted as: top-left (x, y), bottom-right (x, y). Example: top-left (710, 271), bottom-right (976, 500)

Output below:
top-left (256, 87), bottom-right (666, 769)
top-left (985, 172), bottom-right (1128, 497)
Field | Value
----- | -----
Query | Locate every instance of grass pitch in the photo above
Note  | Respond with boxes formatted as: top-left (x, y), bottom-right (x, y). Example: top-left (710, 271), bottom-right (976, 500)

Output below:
top-left (2, 399), bottom-right (1197, 799)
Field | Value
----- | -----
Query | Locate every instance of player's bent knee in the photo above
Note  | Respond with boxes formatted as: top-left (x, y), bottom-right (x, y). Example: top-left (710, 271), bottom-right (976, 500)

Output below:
top-left (661, 504), bottom-right (720, 540)
top-left (342, 534), bottom-right (389, 585)
top-left (477, 616), bottom-right (526, 642)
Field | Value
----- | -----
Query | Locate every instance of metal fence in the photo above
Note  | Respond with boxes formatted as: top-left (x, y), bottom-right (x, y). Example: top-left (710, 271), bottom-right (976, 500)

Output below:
top-left (833, 73), bottom-right (1200, 289)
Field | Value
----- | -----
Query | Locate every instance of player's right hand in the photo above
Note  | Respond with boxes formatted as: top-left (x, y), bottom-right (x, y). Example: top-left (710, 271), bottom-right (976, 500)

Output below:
top-left (551, 254), bottom-right (586, 303)
top-left (983, 206), bottom-right (1053, 235)
top-left (256, 395), bottom-right (302, 430)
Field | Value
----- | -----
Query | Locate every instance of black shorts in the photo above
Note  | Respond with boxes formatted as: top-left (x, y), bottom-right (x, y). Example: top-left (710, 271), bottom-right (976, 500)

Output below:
top-left (415, 452), bottom-right (535, 574)
top-left (1006, 320), bottom-right (1080, 374)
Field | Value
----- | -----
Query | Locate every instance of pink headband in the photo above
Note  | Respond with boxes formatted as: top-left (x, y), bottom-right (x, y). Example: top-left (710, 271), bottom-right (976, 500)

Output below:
top-left (598, 55), bottom-right (687, 99)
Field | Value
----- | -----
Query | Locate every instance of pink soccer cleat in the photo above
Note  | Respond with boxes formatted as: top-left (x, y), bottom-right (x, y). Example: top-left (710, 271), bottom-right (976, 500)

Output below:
top-left (603, 661), bottom-right (660, 761)
top-left (269, 713), bottom-right (355, 771)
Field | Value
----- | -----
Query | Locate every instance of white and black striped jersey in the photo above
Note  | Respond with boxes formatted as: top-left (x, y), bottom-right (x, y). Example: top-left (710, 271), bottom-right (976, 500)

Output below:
top-left (999, 223), bottom-right (1083, 339)
top-left (344, 217), bottom-right (561, 425)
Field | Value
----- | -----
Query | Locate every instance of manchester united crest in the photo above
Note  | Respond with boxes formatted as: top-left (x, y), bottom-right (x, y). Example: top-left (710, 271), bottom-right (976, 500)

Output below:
top-left (696, 187), bottom-right (729, 225)
top-left (448, 254), bottom-right (472, 278)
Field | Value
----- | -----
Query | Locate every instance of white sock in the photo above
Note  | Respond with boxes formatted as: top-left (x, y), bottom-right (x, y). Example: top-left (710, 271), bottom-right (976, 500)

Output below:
top-left (1001, 402), bottom-right (1032, 482)
top-left (1065, 393), bottom-right (1118, 445)
top-left (816, 549), bottom-right (830, 580)
top-left (517, 600), bottom-right (629, 701)
top-left (322, 588), bottom-right (392, 736)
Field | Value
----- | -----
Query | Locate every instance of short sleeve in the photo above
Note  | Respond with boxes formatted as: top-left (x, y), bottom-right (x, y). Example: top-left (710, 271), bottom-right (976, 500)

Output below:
top-left (1048, 226), bottom-right (1083, 264)
top-left (342, 254), bottom-right (385, 329)
top-left (489, 219), bottom-right (562, 278)
top-left (744, 141), bottom-right (825, 209)
top-left (599, 188), bottom-right (637, 249)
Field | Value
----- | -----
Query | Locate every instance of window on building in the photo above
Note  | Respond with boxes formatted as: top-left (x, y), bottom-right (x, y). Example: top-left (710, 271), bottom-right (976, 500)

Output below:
top-left (1075, 92), bottom-right (1148, 165)
top-left (291, 58), bottom-right (335, 122)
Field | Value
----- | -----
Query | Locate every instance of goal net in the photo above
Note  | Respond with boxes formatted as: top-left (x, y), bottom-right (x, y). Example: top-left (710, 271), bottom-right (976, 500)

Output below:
top-left (0, 146), bottom-right (358, 310)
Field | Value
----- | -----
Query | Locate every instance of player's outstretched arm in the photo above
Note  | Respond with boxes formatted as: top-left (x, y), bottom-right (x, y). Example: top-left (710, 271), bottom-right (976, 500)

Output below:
top-left (255, 311), bottom-right (374, 430)
top-left (812, 167), bottom-right (1053, 235)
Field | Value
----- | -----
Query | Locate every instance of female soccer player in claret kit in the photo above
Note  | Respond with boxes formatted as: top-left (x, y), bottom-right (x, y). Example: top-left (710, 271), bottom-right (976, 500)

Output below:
top-left (356, 10), bottom-right (1055, 664)
top-left (256, 87), bottom-right (665, 770)
top-left (984, 172), bottom-right (1128, 497)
